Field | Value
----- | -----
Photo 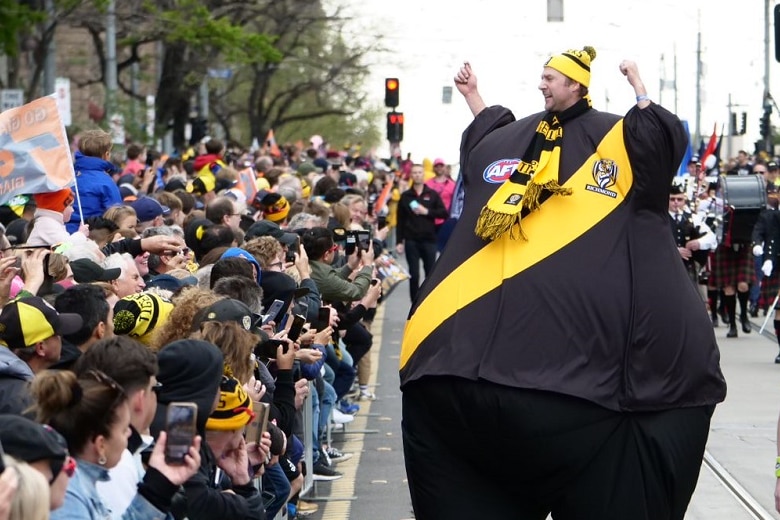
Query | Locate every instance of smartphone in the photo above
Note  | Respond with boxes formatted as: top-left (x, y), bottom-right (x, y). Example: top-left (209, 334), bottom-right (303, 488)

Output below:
top-left (254, 338), bottom-right (289, 359)
top-left (357, 230), bottom-right (371, 251)
top-left (164, 402), bottom-right (198, 464)
top-left (286, 314), bottom-right (306, 342)
top-left (285, 236), bottom-right (299, 263)
top-left (317, 307), bottom-right (331, 332)
top-left (244, 401), bottom-right (270, 444)
top-left (345, 233), bottom-right (357, 255)
top-left (262, 299), bottom-right (286, 325)
top-left (370, 279), bottom-right (379, 287)
top-left (377, 215), bottom-right (387, 230)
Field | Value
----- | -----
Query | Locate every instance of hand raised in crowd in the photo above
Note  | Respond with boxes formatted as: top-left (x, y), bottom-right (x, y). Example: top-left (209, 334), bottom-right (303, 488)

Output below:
top-left (294, 378), bottom-right (309, 409)
top-left (346, 245), bottom-right (362, 271)
top-left (246, 431), bottom-right (272, 477)
top-left (313, 325), bottom-right (333, 346)
top-left (272, 335), bottom-right (296, 370)
top-left (140, 234), bottom-right (185, 255)
top-left (296, 324), bottom-right (317, 346)
top-left (21, 249), bottom-right (47, 295)
top-left (364, 240), bottom-right (376, 264)
top-left (373, 224), bottom-right (389, 242)
top-left (294, 246), bottom-right (311, 279)
top-left (216, 436), bottom-right (250, 486)
top-left (295, 346), bottom-right (323, 365)
top-left (148, 431), bottom-right (202, 486)
top-left (361, 280), bottom-right (383, 309)
top-left (78, 222), bottom-right (90, 237)
top-left (0, 256), bottom-right (19, 307)
top-left (243, 375), bottom-right (266, 402)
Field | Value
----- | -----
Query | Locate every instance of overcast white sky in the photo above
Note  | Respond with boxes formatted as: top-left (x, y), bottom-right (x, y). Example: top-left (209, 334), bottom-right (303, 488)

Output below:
top-left (340, 0), bottom-right (778, 164)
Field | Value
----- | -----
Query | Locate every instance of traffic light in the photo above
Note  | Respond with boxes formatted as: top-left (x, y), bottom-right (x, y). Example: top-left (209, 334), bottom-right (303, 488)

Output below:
top-left (775, 4), bottom-right (780, 61)
top-left (730, 112), bottom-right (738, 136)
top-left (386, 111), bottom-right (404, 142)
top-left (760, 112), bottom-right (770, 140)
top-left (385, 78), bottom-right (399, 108)
top-left (740, 111), bottom-right (747, 135)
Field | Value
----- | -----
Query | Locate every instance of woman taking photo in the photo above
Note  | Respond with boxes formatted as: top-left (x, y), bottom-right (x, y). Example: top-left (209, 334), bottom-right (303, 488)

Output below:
top-left (31, 369), bottom-right (202, 519)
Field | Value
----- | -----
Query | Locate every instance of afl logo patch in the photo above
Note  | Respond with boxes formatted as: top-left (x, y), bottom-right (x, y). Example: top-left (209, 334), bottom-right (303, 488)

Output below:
top-left (483, 158), bottom-right (521, 184)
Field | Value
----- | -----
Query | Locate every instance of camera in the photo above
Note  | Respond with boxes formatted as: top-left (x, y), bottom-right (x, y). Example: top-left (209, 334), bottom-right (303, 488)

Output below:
top-left (332, 227), bottom-right (371, 256)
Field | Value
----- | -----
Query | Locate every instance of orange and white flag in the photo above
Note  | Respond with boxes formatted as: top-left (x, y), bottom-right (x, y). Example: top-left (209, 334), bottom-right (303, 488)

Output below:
top-left (266, 129), bottom-right (281, 157)
top-left (0, 94), bottom-right (75, 204)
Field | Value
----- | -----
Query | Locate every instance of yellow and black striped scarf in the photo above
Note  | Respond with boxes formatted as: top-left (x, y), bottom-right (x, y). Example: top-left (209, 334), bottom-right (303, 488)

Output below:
top-left (474, 97), bottom-right (592, 241)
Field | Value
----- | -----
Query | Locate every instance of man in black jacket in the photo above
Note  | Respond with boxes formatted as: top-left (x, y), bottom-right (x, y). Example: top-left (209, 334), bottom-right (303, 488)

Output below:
top-left (150, 339), bottom-right (266, 519)
top-left (396, 164), bottom-right (449, 303)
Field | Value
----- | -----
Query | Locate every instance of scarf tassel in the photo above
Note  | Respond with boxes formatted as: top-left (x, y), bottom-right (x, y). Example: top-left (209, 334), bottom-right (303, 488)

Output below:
top-left (474, 206), bottom-right (526, 241)
top-left (474, 180), bottom-right (573, 242)
top-left (521, 180), bottom-right (573, 212)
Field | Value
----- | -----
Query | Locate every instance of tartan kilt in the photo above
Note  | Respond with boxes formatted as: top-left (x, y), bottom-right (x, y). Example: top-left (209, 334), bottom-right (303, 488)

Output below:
top-left (708, 244), bottom-right (756, 289)
top-left (760, 272), bottom-right (780, 310)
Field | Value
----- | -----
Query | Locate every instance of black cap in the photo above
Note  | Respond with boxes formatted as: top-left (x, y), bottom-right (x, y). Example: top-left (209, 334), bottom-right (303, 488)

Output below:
top-left (670, 183), bottom-right (685, 195)
top-left (245, 220), bottom-right (299, 247)
top-left (191, 298), bottom-right (263, 334)
top-left (769, 162), bottom-right (779, 171)
top-left (70, 258), bottom-right (121, 283)
top-left (0, 414), bottom-right (68, 463)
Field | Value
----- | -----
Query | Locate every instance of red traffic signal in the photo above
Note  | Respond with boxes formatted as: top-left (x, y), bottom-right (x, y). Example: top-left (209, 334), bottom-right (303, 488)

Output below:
top-left (385, 78), bottom-right (399, 108)
top-left (386, 111), bottom-right (404, 142)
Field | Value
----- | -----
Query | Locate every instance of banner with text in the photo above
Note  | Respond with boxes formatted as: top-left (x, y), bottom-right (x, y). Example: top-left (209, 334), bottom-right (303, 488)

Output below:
top-left (0, 94), bottom-right (75, 205)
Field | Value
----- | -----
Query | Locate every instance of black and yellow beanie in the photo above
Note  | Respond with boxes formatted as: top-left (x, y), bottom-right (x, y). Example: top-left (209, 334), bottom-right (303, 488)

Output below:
top-left (544, 46), bottom-right (596, 88)
top-left (206, 376), bottom-right (254, 431)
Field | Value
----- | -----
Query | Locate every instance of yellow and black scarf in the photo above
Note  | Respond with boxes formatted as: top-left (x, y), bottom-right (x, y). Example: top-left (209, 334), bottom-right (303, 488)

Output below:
top-left (474, 97), bottom-right (592, 241)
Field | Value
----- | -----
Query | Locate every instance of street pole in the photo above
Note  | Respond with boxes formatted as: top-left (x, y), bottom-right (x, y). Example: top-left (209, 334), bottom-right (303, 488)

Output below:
top-left (765, 0), bottom-right (772, 154)
top-left (695, 29), bottom-right (702, 147)
top-left (727, 93), bottom-right (733, 161)
top-left (42, 0), bottom-right (55, 95)
top-left (105, 0), bottom-right (117, 118)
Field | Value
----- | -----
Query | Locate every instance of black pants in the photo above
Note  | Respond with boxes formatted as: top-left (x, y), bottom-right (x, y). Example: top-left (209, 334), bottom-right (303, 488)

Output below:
top-left (402, 376), bottom-right (713, 520)
top-left (404, 238), bottom-right (437, 303)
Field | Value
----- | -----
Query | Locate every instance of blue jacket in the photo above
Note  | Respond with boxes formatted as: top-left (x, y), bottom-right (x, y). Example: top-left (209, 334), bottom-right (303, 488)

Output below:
top-left (67, 151), bottom-right (122, 233)
top-left (50, 459), bottom-right (170, 520)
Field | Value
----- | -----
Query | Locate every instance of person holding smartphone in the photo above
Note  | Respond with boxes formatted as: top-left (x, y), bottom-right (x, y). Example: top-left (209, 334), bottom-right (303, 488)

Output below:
top-left (30, 369), bottom-right (202, 519)
top-left (396, 164), bottom-right (449, 303)
top-left (150, 339), bottom-right (265, 520)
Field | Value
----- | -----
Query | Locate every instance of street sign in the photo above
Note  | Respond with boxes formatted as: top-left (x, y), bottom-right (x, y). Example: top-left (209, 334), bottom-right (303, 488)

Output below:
top-left (0, 89), bottom-right (24, 112)
top-left (207, 68), bottom-right (233, 79)
top-left (55, 78), bottom-right (71, 126)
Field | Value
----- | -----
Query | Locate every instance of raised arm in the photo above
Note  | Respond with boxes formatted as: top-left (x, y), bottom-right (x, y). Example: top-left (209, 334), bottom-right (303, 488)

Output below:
top-left (454, 62), bottom-right (487, 117)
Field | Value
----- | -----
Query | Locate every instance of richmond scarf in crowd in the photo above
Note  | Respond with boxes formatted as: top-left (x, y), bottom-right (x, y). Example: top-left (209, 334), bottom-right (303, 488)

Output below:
top-left (474, 96), bottom-right (592, 241)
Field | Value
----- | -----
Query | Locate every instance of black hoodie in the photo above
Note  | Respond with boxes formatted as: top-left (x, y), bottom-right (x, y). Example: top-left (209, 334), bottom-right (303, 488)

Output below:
top-left (151, 339), bottom-right (265, 520)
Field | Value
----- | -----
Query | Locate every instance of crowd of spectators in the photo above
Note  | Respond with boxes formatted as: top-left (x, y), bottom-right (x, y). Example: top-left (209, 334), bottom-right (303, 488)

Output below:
top-left (0, 131), bottom-right (449, 519)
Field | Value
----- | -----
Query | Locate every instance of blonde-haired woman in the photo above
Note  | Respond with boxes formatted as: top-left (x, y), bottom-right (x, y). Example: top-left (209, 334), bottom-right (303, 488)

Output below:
top-left (1, 455), bottom-right (50, 520)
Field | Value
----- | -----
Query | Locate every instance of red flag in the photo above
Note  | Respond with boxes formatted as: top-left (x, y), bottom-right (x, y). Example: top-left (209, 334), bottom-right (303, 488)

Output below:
top-left (700, 123), bottom-right (718, 167)
top-left (265, 129), bottom-right (281, 157)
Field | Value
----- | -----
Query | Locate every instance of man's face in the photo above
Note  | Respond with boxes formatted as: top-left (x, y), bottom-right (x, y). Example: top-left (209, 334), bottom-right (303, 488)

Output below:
top-left (539, 67), bottom-right (579, 112)
top-left (113, 259), bottom-right (145, 298)
top-left (410, 166), bottom-right (425, 186)
top-left (226, 201), bottom-right (241, 230)
top-left (41, 334), bottom-right (62, 364)
top-left (135, 252), bottom-right (150, 277)
top-left (669, 193), bottom-right (687, 213)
